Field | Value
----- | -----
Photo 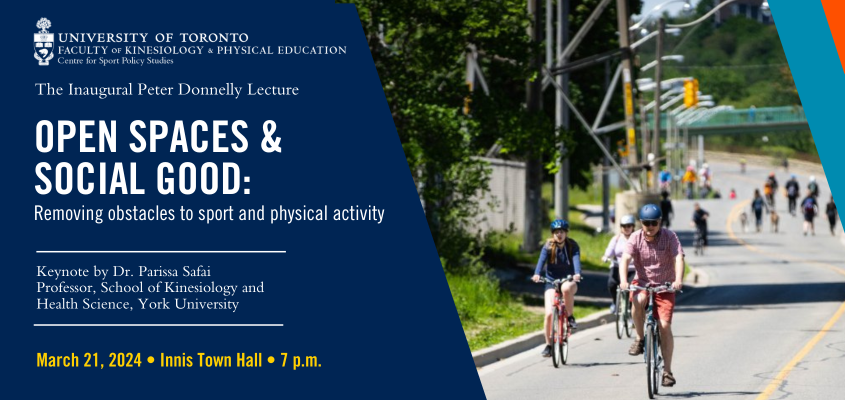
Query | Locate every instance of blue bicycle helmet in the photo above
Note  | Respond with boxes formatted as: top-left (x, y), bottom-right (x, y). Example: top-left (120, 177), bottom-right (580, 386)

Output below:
top-left (550, 219), bottom-right (569, 232)
top-left (639, 204), bottom-right (662, 221)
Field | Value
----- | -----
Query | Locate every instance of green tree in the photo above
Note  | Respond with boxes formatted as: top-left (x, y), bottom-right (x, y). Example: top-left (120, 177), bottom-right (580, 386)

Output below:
top-left (344, 0), bottom-right (560, 271)
top-left (343, 0), bottom-right (641, 269)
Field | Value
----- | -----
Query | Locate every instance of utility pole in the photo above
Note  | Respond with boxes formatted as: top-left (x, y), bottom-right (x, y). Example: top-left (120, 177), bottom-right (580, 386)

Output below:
top-left (523, 0), bottom-right (544, 251)
top-left (602, 60), bottom-right (611, 232)
top-left (554, 0), bottom-right (570, 220)
top-left (652, 17), bottom-right (665, 191)
top-left (615, 0), bottom-right (638, 168)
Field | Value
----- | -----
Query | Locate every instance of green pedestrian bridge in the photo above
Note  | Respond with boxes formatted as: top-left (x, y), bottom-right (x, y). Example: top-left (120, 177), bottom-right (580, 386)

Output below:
top-left (646, 106), bottom-right (809, 135)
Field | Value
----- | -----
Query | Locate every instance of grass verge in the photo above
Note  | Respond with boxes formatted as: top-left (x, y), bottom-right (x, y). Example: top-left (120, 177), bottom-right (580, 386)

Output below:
top-left (452, 182), bottom-right (621, 352)
top-left (450, 272), bottom-right (606, 351)
top-left (484, 209), bottom-right (614, 272)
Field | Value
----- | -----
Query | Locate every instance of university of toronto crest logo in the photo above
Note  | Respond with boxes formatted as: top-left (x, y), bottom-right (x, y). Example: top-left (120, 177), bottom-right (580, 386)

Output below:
top-left (34, 18), bottom-right (54, 66)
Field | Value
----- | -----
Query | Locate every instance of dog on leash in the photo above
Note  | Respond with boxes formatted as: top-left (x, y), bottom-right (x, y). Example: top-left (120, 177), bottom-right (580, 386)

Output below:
top-left (740, 212), bottom-right (748, 233)
top-left (770, 210), bottom-right (779, 233)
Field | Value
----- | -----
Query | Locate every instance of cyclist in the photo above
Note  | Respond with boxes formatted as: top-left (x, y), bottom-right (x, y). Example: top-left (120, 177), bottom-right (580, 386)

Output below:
top-left (602, 215), bottom-right (637, 314)
top-left (740, 158), bottom-right (747, 174)
top-left (700, 163), bottom-right (712, 186)
top-left (785, 175), bottom-right (800, 216)
top-left (660, 191), bottom-right (674, 229)
top-left (682, 167), bottom-right (696, 200)
top-left (751, 189), bottom-right (769, 233)
top-left (532, 219), bottom-right (582, 357)
top-left (802, 191), bottom-right (819, 236)
top-left (619, 204), bottom-right (685, 387)
top-left (691, 203), bottom-right (709, 249)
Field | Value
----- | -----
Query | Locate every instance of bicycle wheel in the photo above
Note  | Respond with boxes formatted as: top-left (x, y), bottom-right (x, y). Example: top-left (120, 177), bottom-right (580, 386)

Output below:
top-left (561, 315), bottom-right (569, 365)
top-left (615, 291), bottom-right (624, 339)
top-left (654, 329), bottom-right (662, 395)
top-left (552, 312), bottom-right (561, 368)
top-left (624, 296), bottom-right (633, 338)
top-left (646, 328), bottom-right (655, 399)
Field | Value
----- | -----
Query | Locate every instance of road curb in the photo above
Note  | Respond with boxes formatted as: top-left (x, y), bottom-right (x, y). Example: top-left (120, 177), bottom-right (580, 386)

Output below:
top-left (472, 266), bottom-right (709, 369)
top-left (471, 307), bottom-right (614, 368)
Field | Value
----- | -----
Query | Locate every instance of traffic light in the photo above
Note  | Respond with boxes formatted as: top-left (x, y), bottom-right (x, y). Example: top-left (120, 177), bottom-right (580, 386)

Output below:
top-left (693, 79), bottom-right (699, 106)
top-left (684, 78), bottom-right (700, 108)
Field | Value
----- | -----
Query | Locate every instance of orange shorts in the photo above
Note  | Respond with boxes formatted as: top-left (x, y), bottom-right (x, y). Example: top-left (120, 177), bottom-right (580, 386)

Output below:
top-left (630, 280), bottom-right (676, 323)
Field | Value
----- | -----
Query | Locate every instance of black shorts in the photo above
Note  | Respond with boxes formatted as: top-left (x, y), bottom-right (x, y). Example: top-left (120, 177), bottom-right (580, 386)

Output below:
top-left (805, 212), bottom-right (815, 222)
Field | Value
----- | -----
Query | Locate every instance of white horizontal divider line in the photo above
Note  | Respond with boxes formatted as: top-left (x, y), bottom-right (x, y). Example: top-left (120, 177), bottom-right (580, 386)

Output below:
top-left (36, 251), bottom-right (286, 253)
top-left (35, 324), bottom-right (284, 327)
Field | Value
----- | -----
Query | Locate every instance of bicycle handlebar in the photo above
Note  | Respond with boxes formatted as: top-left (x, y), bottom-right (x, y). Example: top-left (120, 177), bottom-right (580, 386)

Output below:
top-left (536, 275), bottom-right (576, 285)
top-left (621, 282), bottom-right (682, 294)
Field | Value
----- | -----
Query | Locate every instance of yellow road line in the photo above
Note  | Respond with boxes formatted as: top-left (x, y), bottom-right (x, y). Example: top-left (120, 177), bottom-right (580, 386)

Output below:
top-left (756, 302), bottom-right (845, 400)
top-left (723, 199), bottom-right (845, 400)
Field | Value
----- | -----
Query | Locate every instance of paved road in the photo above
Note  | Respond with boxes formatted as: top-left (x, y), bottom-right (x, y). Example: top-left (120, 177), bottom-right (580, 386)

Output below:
top-left (478, 161), bottom-right (845, 400)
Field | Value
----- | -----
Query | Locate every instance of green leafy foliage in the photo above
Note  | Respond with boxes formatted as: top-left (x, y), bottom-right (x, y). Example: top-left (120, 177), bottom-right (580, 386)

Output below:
top-left (343, 0), bottom-right (644, 272)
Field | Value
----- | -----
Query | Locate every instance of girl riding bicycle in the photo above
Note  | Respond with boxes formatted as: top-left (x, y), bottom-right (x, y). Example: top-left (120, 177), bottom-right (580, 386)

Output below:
top-left (532, 219), bottom-right (582, 358)
top-left (602, 215), bottom-right (636, 314)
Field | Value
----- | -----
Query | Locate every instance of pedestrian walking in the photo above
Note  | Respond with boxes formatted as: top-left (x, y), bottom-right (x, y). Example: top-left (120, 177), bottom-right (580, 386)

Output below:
top-left (802, 191), bottom-right (819, 236)
top-left (751, 189), bottom-right (768, 233)
top-left (826, 196), bottom-right (837, 236)
top-left (785, 175), bottom-right (800, 216)
top-left (660, 191), bottom-right (674, 228)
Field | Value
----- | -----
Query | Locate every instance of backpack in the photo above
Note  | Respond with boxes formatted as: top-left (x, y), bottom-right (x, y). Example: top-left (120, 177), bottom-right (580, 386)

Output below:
top-left (787, 183), bottom-right (798, 197)
top-left (763, 182), bottom-right (773, 195)
top-left (803, 198), bottom-right (816, 214)
top-left (809, 182), bottom-right (818, 194)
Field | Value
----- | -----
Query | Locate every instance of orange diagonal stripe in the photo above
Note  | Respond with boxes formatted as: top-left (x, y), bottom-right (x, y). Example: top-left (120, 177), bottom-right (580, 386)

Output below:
top-left (822, 0), bottom-right (845, 73)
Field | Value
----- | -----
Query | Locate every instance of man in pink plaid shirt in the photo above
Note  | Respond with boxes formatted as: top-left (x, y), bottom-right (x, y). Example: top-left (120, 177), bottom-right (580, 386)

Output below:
top-left (619, 204), bottom-right (685, 387)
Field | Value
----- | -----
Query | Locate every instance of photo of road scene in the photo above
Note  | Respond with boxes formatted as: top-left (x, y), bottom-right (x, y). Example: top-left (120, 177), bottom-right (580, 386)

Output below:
top-left (347, 0), bottom-right (843, 398)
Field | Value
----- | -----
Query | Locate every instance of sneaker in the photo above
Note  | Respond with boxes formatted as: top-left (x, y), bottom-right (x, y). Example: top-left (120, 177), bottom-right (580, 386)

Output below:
top-left (541, 345), bottom-right (552, 358)
top-left (662, 372), bottom-right (676, 387)
top-left (628, 339), bottom-right (644, 356)
top-left (610, 303), bottom-right (617, 314)
top-left (568, 316), bottom-right (578, 329)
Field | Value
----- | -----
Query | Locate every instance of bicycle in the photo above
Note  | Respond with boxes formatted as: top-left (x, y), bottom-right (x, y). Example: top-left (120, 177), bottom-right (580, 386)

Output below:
top-left (537, 276), bottom-right (575, 368)
top-left (623, 283), bottom-right (680, 399)
top-left (611, 261), bottom-right (633, 340)
top-left (693, 227), bottom-right (705, 256)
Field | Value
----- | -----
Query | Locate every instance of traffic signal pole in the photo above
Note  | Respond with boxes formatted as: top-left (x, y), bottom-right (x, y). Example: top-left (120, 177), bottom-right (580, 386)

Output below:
top-left (652, 18), bottom-right (664, 192)
top-left (616, 0), bottom-right (639, 170)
